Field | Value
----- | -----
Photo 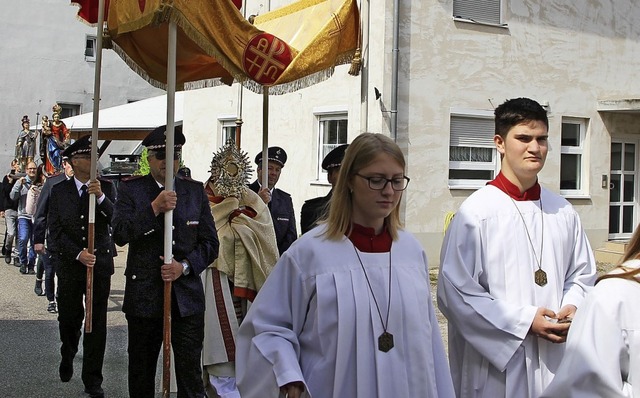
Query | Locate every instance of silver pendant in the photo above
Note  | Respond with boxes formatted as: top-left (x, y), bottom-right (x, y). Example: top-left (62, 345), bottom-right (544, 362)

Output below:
top-left (378, 331), bottom-right (394, 352)
top-left (535, 269), bottom-right (547, 287)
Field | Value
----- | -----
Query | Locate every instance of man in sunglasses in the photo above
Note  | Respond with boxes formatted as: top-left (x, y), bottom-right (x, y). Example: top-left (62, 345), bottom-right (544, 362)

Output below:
top-left (113, 125), bottom-right (218, 398)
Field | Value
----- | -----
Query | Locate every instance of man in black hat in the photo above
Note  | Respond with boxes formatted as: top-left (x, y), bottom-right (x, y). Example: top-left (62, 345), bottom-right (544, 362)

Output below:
top-left (34, 155), bottom-right (74, 311)
top-left (46, 135), bottom-right (116, 397)
top-left (112, 125), bottom-right (218, 398)
top-left (248, 146), bottom-right (297, 255)
top-left (300, 144), bottom-right (349, 234)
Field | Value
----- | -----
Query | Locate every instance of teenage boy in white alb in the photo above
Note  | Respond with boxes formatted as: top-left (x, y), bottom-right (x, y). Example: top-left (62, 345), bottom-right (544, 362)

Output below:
top-left (437, 97), bottom-right (596, 398)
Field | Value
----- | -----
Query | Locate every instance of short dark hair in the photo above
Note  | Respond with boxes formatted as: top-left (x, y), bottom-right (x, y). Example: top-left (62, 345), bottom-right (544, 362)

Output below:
top-left (494, 98), bottom-right (548, 138)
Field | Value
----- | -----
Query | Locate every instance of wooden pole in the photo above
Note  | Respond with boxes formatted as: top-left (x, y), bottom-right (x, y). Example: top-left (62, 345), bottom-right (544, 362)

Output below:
top-left (85, 0), bottom-right (106, 334)
top-left (162, 19), bottom-right (178, 398)
top-left (261, 87), bottom-right (269, 188)
top-left (234, 0), bottom-right (247, 151)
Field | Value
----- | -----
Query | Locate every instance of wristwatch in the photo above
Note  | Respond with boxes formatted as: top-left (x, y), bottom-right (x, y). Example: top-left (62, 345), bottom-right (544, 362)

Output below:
top-left (181, 261), bottom-right (190, 276)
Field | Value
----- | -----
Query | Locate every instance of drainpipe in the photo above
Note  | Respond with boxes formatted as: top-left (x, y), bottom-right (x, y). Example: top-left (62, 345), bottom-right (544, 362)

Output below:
top-left (390, 0), bottom-right (400, 141)
top-left (360, 0), bottom-right (370, 134)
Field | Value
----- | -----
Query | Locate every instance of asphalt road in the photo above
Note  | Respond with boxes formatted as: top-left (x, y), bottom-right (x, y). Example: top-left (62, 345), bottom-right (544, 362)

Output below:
top-left (0, 218), bottom-right (452, 398)
top-left (0, 239), bottom-right (131, 398)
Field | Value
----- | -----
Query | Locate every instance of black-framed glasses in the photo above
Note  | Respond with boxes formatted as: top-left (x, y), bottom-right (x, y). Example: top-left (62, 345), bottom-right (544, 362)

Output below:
top-left (355, 174), bottom-right (410, 191)
top-left (149, 151), bottom-right (181, 161)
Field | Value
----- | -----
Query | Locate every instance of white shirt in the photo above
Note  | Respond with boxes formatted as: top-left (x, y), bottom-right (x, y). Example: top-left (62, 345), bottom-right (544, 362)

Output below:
top-left (73, 177), bottom-right (105, 204)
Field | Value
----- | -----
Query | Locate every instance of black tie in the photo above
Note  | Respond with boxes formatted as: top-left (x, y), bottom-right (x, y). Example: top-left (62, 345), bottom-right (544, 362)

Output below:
top-left (80, 185), bottom-right (88, 199)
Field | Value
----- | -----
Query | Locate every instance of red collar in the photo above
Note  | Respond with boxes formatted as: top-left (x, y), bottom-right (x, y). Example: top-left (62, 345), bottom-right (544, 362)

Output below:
top-left (347, 223), bottom-right (392, 253)
top-left (488, 172), bottom-right (541, 201)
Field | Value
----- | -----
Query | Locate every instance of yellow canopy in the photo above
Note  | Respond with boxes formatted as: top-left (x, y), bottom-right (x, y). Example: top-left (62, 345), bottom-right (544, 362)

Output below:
top-left (105, 0), bottom-right (360, 92)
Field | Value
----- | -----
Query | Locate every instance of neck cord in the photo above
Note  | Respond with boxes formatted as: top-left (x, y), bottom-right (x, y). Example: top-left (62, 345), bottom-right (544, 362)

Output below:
top-left (498, 180), bottom-right (545, 284)
top-left (352, 244), bottom-right (392, 339)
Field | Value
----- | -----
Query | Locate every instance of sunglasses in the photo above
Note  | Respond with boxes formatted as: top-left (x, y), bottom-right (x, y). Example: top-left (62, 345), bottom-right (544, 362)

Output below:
top-left (149, 151), bottom-right (181, 161)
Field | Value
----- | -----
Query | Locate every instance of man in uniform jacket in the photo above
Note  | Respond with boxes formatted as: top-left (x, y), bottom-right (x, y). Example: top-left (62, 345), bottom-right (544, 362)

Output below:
top-left (112, 125), bottom-right (218, 398)
top-left (34, 156), bottom-right (74, 311)
top-left (47, 135), bottom-right (116, 398)
top-left (248, 146), bottom-right (297, 255)
top-left (300, 144), bottom-right (348, 234)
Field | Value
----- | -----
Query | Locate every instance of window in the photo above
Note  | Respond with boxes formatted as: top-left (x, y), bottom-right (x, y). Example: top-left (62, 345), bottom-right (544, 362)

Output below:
top-left (57, 103), bottom-right (81, 118)
top-left (220, 119), bottom-right (237, 146)
top-left (317, 113), bottom-right (348, 181)
top-left (560, 118), bottom-right (587, 194)
top-left (453, 0), bottom-right (502, 25)
top-left (85, 35), bottom-right (97, 62)
top-left (449, 111), bottom-right (497, 188)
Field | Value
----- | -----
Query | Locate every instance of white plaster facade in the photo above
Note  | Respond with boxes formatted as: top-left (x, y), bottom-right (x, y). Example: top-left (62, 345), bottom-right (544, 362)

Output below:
top-left (180, 0), bottom-right (640, 265)
top-left (0, 1), bottom-right (163, 169)
top-left (6, 1), bottom-right (635, 264)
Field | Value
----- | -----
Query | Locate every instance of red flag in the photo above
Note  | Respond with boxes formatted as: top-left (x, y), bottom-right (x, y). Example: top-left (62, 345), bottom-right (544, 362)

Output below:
top-left (71, 0), bottom-right (110, 25)
top-left (231, 0), bottom-right (242, 10)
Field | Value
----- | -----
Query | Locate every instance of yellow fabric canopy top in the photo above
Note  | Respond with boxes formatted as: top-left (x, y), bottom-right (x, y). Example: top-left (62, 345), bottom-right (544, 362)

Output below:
top-left (105, 0), bottom-right (360, 92)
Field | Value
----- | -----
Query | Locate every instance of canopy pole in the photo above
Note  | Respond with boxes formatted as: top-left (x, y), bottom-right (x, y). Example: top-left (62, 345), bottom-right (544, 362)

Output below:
top-left (235, 80), bottom-right (244, 150)
top-left (162, 19), bottom-right (177, 398)
top-left (235, 0), bottom-right (248, 150)
top-left (85, 0), bottom-right (106, 335)
top-left (261, 87), bottom-right (269, 188)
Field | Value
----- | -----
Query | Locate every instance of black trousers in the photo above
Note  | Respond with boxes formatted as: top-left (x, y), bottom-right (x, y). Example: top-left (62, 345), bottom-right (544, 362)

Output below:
top-left (126, 310), bottom-right (206, 398)
top-left (57, 275), bottom-right (111, 389)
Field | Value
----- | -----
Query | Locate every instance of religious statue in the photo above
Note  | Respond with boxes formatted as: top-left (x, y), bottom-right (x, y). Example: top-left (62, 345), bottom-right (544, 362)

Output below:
top-left (15, 115), bottom-right (37, 172)
top-left (42, 104), bottom-right (71, 175)
top-left (39, 115), bottom-right (50, 165)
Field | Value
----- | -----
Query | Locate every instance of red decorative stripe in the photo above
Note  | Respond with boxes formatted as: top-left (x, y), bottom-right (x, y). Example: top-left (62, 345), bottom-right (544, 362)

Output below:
top-left (233, 286), bottom-right (257, 302)
top-left (211, 269), bottom-right (236, 360)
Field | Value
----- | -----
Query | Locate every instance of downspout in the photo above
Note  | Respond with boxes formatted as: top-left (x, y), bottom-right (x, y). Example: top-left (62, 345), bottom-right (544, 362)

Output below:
top-left (360, 0), bottom-right (370, 133)
top-left (390, 0), bottom-right (400, 141)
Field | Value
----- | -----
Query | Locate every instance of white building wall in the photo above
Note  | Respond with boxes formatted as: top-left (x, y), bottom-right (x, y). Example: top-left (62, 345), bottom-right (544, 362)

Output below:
top-left (180, 0), bottom-right (640, 264)
top-left (0, 1), bottom-right (163, 169)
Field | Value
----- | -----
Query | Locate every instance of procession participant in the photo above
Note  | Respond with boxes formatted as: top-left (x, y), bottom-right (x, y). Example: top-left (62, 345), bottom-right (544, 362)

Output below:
top-left (202, 141), bottom-right (278, 398)
top-left (10, 160), bottom-right (38, 274)
top-left (112, 125), bottom-right (218, 398)
top-left (541, 223), bottom-right (640, 398)
top-left (300, 144), bottom-right (348, 234)
top-left (34, 156), bottom-right (74, 312)
top-left (438, 97), bottom-right (596, 397)
top-left (27, 164), bottom-right (46, 295)
top-left (2, 159), bottom-right (20, 265)
top-left (248, 146), bottom-right (296, 254)
top-left (47, 135), bottom-right (116, 398)
top-left (237, 133), bottom-right (455, 398)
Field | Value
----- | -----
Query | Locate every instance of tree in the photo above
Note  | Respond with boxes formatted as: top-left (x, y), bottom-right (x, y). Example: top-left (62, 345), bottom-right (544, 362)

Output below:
top-left (135, 147), bottom-right (150, 176)
top-left (134, 147), bottom-right (186, 176)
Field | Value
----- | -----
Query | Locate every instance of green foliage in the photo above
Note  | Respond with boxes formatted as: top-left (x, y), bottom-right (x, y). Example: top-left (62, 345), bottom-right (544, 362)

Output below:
top-left (134, 147), bottom-right (186, 176)
top-left (135, 147), bottom-right (150, 176)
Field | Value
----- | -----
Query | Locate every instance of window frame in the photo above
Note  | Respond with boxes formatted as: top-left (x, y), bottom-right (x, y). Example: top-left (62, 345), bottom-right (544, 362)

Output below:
top-left (219, 118), bottom-right (237, 146)
top-left (57, 103), bottom-right (81, 118)
top-left (453, 0), bottom-right (505, 27)
top-left (85, 35), bottom-right (97, 62)
top-left (314, 108), bottom-right (348, 183)
top-left (448, 109), bottom-right (498, 189)
top-left (559, 117), bottom-right (589, 197)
